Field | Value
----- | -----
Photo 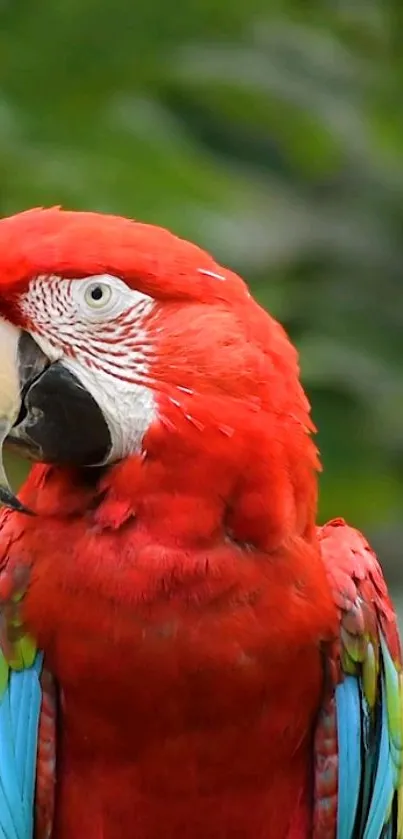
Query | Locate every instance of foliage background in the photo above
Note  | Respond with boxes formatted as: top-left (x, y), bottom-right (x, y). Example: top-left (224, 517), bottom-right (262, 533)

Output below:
top-left (1, 1), bottom-right (403, 605)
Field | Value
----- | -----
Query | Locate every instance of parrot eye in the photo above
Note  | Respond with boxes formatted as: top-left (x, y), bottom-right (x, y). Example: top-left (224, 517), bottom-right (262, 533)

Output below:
top-left (84, 281), bottom-right (112, 310)
top-left (71, 273), bottom-right (153, 322)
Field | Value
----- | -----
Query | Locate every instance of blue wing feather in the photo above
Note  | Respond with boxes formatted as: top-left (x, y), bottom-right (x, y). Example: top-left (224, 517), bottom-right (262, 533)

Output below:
top-left (336, 674), bottom-right (362, 839)
top-left (363, 669), bottom-right (394, 839)
top-left (336, 667), bottom-right (397, 839)
top-left (0, 653), bottom-right (43, 839)
top-left (0, 678), bottom-right (27, 839)
top-left (315, 519), bottom-right (403, 839)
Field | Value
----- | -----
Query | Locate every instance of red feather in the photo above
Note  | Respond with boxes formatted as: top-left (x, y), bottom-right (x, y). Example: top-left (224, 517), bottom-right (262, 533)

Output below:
top-left (0, 209), bottom-right (398, 838)
top-left (312, 519), bottom-right (402, 838)
top-left (0, 458), bottom-right (337, 839)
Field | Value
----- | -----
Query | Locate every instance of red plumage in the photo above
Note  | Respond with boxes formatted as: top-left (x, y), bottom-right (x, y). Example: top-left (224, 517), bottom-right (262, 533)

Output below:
top-left (0, 208), bottom-right (399, 838)
top-left (0, 460), bottom-right (336, 838)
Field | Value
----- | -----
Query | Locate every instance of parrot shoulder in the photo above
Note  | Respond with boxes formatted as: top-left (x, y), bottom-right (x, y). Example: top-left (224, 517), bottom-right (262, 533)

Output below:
top-left (0, 505), bottom-right (56, 839)
top-left (313, 517), bottom-right (403, 839)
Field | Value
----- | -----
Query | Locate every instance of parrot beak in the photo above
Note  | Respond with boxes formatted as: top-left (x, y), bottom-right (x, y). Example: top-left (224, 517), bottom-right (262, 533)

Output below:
top-left (0, 318), bottom-right (112, 514)
top-left (0, 319), bottom-right (36, 514)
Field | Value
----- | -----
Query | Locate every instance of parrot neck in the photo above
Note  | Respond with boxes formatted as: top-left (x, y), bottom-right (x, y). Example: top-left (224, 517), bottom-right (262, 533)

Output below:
top-left (17, 382), bottom-right (320, 552)
top-left (21, 418), bottom-right (319, 553)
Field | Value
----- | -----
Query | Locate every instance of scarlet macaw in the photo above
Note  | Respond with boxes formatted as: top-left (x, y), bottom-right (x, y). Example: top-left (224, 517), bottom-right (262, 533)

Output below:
top-left (0, 207), bottom-right (400, 839)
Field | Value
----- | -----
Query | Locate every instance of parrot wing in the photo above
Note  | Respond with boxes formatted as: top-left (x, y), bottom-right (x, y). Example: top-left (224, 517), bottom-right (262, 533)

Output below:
top-left (0, 512), bottom-right (55, 839)
top-left (314, 517), bottom-right (403, 839)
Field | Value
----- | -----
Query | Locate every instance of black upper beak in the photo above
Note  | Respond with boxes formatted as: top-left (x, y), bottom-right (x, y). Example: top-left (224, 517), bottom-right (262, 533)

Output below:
top-left (0, 327), bottom-right (112, 514)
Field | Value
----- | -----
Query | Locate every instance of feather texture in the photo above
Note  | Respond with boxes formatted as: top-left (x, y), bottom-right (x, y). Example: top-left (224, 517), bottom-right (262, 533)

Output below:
top-left (0, 210), bottom-right (399, 839)
top-left (0, 551), bottom-right (55, 839)
top-left (314, 519), bottom-right (403, 839)
top-left (0, 655), bottom-right (42, 839)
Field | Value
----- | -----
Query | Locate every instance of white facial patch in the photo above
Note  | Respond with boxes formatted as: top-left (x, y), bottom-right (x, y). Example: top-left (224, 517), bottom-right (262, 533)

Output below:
top-left (20, 274), bottom-right (157, 461)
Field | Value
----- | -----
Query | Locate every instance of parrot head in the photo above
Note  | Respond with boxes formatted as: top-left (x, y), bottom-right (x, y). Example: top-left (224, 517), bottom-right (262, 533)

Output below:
top-left (0, 207), bottom-right (317, 541)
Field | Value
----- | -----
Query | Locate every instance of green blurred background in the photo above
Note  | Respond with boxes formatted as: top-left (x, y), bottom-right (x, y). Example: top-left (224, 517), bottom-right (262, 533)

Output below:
top-left (1, 1), bottom-right (403, 606)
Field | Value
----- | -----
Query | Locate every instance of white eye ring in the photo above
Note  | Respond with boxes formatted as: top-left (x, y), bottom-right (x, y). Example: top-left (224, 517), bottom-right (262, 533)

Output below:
top-left (84, 281), bottom-right (112, 309)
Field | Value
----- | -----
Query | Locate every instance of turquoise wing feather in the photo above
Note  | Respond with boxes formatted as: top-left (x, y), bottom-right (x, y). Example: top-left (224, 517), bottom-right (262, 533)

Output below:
top-left (0, 558), bottom-right (55, 839)
top-left (0, 655), bottom-right (43, 839)
top-left (314, 518), bottom-right (403, 839)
